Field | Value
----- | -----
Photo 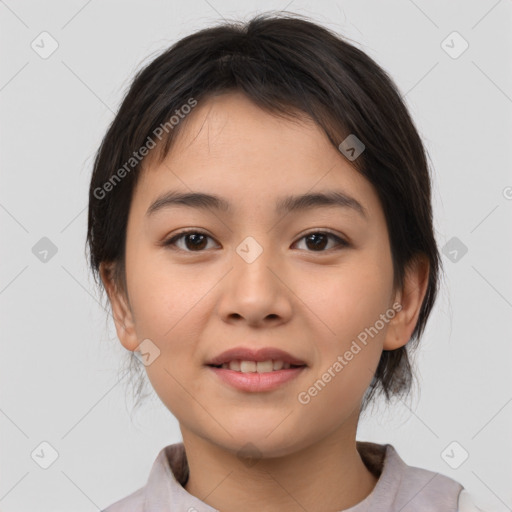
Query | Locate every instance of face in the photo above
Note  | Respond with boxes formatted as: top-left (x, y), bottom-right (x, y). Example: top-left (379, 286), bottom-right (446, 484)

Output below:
top-left (104, 91), bottom-right (410, 458)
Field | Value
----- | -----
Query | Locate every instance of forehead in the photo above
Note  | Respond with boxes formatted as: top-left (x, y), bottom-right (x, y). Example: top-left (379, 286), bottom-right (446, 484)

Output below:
top-left (165, 92), bottom-right (333, 171)
top-left (133, 92), bottom-right (381, 222)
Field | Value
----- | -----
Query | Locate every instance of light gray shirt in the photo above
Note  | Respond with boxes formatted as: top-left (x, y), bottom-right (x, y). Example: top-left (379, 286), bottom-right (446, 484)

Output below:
top-left (102, 441), bottom-right (473, 511)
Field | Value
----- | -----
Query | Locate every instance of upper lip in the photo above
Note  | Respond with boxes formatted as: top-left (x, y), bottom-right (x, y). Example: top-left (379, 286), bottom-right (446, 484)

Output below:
top-left (206, 347), bottom-right (307, 366)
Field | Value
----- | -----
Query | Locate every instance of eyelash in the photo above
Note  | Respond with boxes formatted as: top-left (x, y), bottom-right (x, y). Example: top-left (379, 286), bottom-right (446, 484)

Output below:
top-left (162, 229), bottom-right (349, 253)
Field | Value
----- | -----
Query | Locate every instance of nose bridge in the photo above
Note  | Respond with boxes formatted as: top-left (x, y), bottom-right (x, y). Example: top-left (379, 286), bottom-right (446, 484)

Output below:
top-left (233, 234), bottom-right (278, 295)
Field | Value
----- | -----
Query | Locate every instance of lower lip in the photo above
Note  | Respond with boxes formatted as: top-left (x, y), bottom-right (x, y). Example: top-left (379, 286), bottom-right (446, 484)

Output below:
top-left (207, 366), bottom-right (306, 392)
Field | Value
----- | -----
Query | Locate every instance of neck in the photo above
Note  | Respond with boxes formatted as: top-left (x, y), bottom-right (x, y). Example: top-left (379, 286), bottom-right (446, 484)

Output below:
top-left (180, 422), bottom-right (378, 512)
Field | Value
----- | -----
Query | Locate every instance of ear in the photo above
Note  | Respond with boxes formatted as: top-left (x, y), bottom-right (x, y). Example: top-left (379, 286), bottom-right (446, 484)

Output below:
top-left (99, 261), bottom-right (139, 352)
top-left (383, 254), bottom-right (430, 350)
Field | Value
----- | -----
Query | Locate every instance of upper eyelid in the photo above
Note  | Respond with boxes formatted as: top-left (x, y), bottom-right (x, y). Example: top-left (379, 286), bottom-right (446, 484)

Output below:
top-left (165, 229), bottom-right (348, 249)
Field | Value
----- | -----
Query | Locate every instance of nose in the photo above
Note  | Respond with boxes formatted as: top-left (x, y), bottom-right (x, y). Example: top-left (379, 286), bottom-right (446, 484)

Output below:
top-left (215, 238), bottom-right (293, 328)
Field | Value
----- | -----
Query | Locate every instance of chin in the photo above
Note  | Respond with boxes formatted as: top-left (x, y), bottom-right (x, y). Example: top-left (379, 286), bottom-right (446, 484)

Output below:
top-left (206, 423), bottom-right (310, 460)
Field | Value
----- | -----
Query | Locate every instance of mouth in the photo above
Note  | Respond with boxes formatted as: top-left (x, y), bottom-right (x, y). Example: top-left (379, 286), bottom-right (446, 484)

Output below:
top-left (205, 346), bottom-right (308, 392)
top-left (205, 346), bottom-right (308, 370)
top-left (207, 360), bottom-right (306, 373)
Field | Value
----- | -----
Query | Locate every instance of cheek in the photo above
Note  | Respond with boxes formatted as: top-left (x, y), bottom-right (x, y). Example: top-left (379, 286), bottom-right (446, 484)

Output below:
top-left (127, 248), bottom-right (213, 342)
top-left (297, 256), bottom-right (393, 408)
top-left (125, 253), bottom-right (215, 411)
top-left (303, 260), bottom-right (393, 351)
top-left (295, 326), bottom-right (384, 429)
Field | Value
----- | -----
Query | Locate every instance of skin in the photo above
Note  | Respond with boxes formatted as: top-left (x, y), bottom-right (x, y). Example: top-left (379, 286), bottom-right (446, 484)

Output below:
top-left (101, 91), bottom-right (429, 512)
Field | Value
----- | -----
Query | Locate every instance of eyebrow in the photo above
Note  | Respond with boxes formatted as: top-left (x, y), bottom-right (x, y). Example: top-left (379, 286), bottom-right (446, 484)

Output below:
top-left (145, 190), bottom-right (368, 219)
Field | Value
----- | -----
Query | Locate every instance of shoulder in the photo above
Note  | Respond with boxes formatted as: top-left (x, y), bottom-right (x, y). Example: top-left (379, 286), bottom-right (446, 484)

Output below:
top-left (358, 442), bottom-right (463, 511)
top-left (101, 486), bottom-right (145, 512)
top-left (370, 444), bottom-right (492, 512)
top-left (457, 489), bottom-right (490, 512)
top-left (99, 442), bottom-right (186, 512)
top-left (391, 449), bottom-right (463, 510)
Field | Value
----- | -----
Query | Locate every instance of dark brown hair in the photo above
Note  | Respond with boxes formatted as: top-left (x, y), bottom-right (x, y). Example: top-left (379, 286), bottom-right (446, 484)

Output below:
top-left (86, 12), bottom-right (443, 411)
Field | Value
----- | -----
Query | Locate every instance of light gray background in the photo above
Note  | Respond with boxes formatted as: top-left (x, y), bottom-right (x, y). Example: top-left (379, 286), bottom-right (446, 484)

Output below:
top-left (1, 1), bottom-right (511, 511)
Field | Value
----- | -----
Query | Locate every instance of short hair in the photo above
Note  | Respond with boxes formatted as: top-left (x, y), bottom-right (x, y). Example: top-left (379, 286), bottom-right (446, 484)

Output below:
top-left (86, 12), bottom-right (443, 412)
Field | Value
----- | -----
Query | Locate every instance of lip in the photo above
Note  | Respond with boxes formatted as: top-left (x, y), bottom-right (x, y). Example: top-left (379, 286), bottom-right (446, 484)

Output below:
top-left (205, 346), bottom-right (308, 393)
top-left (208, 366), bottom-right (307, 392)
top-left (205, 346), bottom-right (307, 367)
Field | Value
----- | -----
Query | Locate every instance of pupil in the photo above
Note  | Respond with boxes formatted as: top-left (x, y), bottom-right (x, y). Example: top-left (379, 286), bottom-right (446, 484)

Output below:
top-left (306, 233), bottom-right (327, 250)
top-left (187, 233), bottom-right (207, 250)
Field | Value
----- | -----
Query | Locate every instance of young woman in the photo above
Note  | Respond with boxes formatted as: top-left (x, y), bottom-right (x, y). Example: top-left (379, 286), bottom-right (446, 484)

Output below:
top-left (87, 12), bottom-right (484, 512)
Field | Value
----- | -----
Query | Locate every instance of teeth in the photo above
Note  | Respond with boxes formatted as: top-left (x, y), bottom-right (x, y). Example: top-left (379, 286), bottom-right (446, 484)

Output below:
top-left (218, 360), bottom-right (299, 373)
top-left (272, 360), bottom-right (283, 370)
top-left (256, 360), bottom-right (273, 373)
top-left (228, 360), bottom-right (240, 371)
top-left (240, 360), bottom-right (257, 373)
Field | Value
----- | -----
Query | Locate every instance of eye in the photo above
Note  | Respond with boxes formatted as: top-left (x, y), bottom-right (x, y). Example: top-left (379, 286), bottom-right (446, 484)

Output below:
top-left (162, 230), bottom-right (218, 252)
top-left (293, 231), bottom-right (349, 252)
top-left (163, 229), bottom-right (349, 253)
